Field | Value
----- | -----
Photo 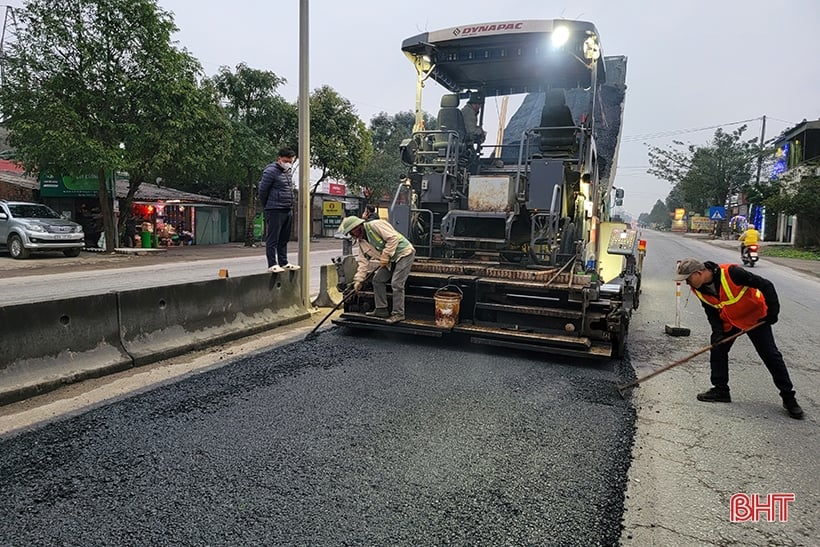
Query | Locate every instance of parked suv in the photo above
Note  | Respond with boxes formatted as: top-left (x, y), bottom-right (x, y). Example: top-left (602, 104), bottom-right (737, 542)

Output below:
top-left (0, 200), bottom-right (85, 259)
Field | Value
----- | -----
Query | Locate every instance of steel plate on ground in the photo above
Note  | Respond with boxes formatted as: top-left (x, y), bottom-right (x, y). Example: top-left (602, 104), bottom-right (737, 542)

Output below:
top-left (333, 314), bottom-right (445, 337)
top-left (452, 323), bottom-right (607, 352)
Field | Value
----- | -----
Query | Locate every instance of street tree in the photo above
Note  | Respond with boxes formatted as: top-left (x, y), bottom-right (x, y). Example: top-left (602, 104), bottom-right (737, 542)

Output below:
top-left (0, 0), bottom-right (226, 251)
top-left (645, 199), bottom-right (671, 229)
top-left (205, 63), bottom-right (297, 245)
top-left (308, 85), bottom-right (372, 194)
top-left (647, 126), bottom-right (761, 214)
top-left (355, 110), bottom-right (435, 204)
top-left (124, 79), bottom-right (231, 233)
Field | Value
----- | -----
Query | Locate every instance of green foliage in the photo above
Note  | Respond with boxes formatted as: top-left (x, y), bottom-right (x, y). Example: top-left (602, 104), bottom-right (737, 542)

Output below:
top-left (0, 0), bottom-right (229, 249)
top-left (132, 78), bottom-right (232, 197)
top-left (207, 63), bottom-right (296, 148)
top-left (308, 85), bottom-right (373, 193)
top-left (355, 110), bottom-right (434, 203)
top-left (647, 126), bottom-right (761, 212)
top-left (761, 245), bottom-right (820, 260)
top-left (199, 64), bottom-right (295, 244)
top-left (646, 199), bottom-right (671, 228)
top-left (198, 64), bottom-right (296, 198)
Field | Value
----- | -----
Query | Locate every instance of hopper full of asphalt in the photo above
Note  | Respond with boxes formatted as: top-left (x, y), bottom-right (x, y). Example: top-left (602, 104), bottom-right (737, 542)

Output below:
top-left (0, 329), bottom-right (635, 546)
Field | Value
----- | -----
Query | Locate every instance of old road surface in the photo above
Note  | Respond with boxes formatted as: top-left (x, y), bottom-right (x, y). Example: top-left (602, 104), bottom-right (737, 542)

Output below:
top-left (1, 230), bottom-right (818, 546)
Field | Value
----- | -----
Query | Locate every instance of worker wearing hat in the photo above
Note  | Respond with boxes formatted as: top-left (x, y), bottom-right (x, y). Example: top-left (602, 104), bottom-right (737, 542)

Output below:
top-left (675, 257), bottom-right (803, 419)
top-left (338, 215), bottom-right (416, 323)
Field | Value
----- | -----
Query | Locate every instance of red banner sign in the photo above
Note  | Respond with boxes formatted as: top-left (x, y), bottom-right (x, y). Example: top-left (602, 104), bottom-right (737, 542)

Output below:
top-left (328, 182), bottom-right (346, 196)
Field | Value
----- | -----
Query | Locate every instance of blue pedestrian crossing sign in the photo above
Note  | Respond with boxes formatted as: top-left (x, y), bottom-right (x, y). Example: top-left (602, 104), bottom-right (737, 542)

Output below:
top-left (709, 206), bottom-right (726, 220)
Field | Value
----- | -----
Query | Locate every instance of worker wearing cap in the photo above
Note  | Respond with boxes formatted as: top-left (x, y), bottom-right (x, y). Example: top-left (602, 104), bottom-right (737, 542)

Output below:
top-left (674, 257), bottom-right (803, 419)
top-left (338, 216), bottom-right (415, 324)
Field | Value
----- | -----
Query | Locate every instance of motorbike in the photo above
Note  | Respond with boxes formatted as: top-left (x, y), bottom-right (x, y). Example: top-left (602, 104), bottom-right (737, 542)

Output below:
top-left (741, 244), bottom-right (759, 267)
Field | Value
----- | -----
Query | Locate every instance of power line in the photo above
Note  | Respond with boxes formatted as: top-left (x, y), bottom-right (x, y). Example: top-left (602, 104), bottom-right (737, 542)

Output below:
top-left (766, 116), bottom-right (799, 126)
top-left (621, 117), bottom-right (762, 142)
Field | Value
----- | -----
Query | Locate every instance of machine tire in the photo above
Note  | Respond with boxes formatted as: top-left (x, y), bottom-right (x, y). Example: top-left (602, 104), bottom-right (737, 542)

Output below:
top-left (8, 234), bottom-right (30, 259)
top-left (63, 248), bottom-right (81, 257)
top-left (610, 320), bottom-right (628, 359)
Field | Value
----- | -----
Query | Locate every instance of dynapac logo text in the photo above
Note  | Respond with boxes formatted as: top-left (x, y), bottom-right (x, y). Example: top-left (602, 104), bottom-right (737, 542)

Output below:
top-left (454, 22), bottom-right (524, 36)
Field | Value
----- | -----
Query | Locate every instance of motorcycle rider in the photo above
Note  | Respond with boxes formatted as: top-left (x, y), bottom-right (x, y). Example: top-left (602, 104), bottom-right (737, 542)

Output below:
top-left (738, 224), bottom-right (760, 259)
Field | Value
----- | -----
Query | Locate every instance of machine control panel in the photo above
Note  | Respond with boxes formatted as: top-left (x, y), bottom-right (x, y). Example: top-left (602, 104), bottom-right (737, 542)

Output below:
top-left (607, 228), bottom-right (638, 256)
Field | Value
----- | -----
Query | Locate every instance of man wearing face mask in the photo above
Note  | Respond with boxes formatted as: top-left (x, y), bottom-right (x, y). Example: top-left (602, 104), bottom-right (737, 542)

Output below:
top-left (258, 148), bottom-right (300, 273)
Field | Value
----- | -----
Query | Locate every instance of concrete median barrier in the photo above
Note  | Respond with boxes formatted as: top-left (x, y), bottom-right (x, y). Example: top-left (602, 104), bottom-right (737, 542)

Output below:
top-left (0, 294), bottom-right (133, 405)
top-left (0, 272), bottom-right (310, 406)
top-left (119, 272), bottom-right (310, 365)
top-left (311, 263), bottom-right (343, 308)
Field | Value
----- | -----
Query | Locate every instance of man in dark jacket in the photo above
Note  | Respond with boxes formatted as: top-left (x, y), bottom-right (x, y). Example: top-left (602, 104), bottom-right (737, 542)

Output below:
top-left (258, 148), bottom-right (299, 273)
top-left (675, 258), bottom-right (804, 419)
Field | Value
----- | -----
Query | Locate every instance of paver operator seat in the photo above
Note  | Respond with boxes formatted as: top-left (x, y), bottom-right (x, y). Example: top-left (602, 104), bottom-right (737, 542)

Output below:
top-left (539, 89), bottom-right (576, 154)
top-left (434, 93), bottom-right (467, 159)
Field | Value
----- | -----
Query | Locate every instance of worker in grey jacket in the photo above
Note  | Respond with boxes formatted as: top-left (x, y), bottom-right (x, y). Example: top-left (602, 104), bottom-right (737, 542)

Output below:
top-left (258, 148), bottom-right (299, 273)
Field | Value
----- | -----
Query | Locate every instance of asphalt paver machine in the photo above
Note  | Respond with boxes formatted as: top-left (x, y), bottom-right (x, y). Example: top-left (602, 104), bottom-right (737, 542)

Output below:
top-left (334, 19), bottom-right (643, 358)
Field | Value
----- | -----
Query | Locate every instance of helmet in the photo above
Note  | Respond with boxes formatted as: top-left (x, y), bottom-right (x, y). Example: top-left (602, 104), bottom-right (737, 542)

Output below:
top-left (338, 215), bottom-right (365, 235)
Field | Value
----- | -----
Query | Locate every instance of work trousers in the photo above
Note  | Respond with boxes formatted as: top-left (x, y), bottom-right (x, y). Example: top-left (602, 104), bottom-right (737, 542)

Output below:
top-left (373, 251), bottom-right (415, 316)
top-left (710, 323), bottom-right (795, 398)
top-left (264, 209), bottom-right (293, 268)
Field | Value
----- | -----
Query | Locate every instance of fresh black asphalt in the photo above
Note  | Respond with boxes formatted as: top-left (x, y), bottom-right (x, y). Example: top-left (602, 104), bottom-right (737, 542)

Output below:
top-left (0, 329), bottom-right (636, 546)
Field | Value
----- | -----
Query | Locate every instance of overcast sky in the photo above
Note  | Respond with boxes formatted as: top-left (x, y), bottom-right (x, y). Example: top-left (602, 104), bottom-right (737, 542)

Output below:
top-left (153, 0), bottom-right (819, 216)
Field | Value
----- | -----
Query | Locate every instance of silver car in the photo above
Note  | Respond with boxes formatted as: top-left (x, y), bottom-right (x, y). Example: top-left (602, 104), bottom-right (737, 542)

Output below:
top-left (0, 200), bottom-right (85, 259)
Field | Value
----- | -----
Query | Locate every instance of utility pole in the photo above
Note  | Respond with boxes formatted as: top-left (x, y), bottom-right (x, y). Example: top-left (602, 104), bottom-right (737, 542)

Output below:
top-left (298, 0), bottom-right (311, 309)
top-left (755, 115), bottom-right (767, 186)
top-left (0, 6), bottom-right (19, 88)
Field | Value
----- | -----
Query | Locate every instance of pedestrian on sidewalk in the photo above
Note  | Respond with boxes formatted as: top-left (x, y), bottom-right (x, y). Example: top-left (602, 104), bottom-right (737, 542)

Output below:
top-left (258, 148), bottom-right (300, 273)
top-left (674, 258), bottom-right (804, 419)
top-left (338, 215), bottom-right (415, 324)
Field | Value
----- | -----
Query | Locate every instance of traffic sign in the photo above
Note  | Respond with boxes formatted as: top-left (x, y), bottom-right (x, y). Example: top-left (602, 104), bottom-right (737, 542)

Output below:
top-left (709, 206), bottom-right (726, 221)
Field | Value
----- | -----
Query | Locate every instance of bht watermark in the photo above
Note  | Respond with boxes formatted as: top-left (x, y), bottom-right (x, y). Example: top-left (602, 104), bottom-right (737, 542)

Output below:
top-left (730, 493), bottom-right (795, 522)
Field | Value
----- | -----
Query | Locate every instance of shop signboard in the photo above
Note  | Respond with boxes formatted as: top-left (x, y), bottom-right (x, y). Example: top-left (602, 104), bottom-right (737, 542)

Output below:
top-left (328, 182), bottom-right (346, 196)
top-left (39, 172), bottom-right (114, 197)
top-left (689, 215), bottom-right (712, 233)
top-left (253, 213), bottom-right (264, 240)
top-left (322, 200), bottom-right (343, 230)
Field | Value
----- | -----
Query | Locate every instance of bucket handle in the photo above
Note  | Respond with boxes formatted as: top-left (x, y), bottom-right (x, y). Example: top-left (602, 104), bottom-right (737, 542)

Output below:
top-left (435, 284), bottom-right (462, 297)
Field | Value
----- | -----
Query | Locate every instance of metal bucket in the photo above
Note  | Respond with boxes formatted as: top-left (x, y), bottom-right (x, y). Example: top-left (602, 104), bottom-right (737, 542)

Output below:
top-left (434, 285), bottom-right (463, 329)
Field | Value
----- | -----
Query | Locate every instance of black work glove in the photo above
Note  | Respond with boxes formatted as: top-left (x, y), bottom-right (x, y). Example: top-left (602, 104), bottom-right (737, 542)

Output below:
top-left (764, 313), bottom-right (778, 325)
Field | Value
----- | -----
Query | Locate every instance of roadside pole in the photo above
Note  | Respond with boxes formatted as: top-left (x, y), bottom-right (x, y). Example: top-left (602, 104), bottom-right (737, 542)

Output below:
top-left (298, 0), bottom-right (311, 309)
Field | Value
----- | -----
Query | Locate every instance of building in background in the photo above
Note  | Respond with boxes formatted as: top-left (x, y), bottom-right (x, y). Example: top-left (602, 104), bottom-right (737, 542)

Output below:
top-left (771, 119), bottom-right (820, 245)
